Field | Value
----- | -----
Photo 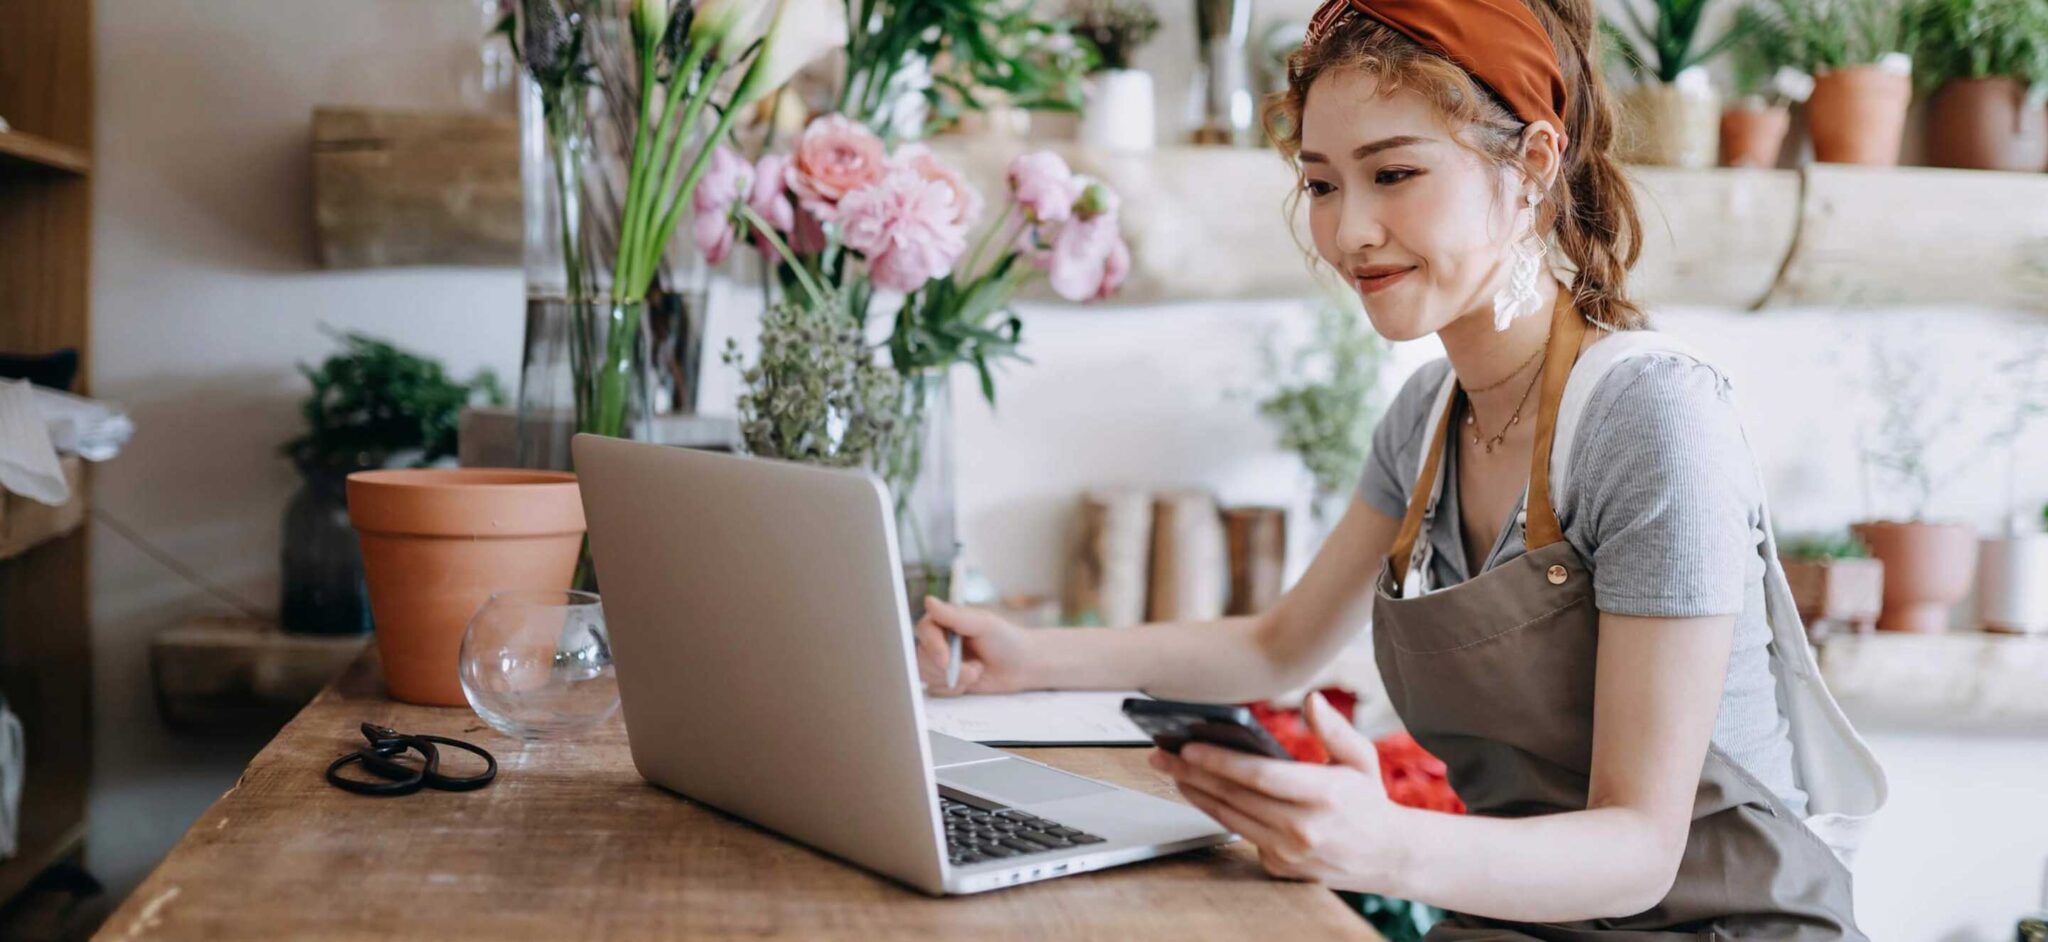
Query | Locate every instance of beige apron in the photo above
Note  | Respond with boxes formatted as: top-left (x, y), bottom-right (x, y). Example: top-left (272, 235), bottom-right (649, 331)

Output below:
top-left (1370, 298), bottom-right (1867, 940)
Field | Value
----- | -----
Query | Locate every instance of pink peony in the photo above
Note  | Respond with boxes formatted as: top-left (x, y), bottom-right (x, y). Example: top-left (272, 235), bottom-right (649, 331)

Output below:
top-left (893, 143), bottom-right (983, 227)
top-left (691, 145), bottom-right (755, 265)
top-left (747, 152), bottom-right (796, 253)
top-left (837, 169), bottom-right (970, 294)
top-left (1007, 151), bottom-right (1084, 224)
top-left (785, 114), bottom-right (888, 222)
top-left (1045, 213), bottom-right (1132, 302)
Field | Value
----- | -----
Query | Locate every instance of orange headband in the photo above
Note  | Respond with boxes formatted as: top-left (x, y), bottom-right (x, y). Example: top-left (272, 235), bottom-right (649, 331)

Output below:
top-left (1303, 0), bottom-right (1570, 149)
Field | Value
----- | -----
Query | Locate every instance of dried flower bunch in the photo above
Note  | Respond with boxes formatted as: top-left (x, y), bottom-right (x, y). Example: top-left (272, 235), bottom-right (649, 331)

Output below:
top-left (1066, 0), bottom-right (1163, 72)
top-left (722, 290), bottom-right (906, 470)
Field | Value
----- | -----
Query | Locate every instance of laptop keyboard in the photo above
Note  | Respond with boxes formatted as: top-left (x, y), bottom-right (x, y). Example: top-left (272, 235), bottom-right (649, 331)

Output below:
top-left (941, 790), bottom-right (1105, 867)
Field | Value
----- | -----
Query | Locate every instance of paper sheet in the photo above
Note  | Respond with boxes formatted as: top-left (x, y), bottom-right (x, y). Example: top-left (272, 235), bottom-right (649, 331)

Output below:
top-left (923, 690), bottom-right (1152, 746)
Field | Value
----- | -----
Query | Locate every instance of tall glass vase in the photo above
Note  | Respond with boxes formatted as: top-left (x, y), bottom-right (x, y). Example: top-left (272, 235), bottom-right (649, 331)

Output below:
top-left (889, 369), bottom-right (959, 622)
top-left (516, 298), bottom-right (653, 470)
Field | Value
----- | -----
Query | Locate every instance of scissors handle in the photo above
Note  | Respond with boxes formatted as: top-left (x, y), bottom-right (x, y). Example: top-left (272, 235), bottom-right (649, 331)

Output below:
top-left (325, 725), bottom-right (497, 796)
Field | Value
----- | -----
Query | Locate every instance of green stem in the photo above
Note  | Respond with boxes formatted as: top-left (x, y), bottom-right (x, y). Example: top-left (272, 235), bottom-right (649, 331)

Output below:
top-left (739, 205), bottom-right (824, 305)
top-left (591, 301), bottom-right (645, 438)
top-left (960, 206), bottom-right (1019, 281)
top-left (616, 42), bottom-right (662, 303)
top-left (627, 44), bottom-right (712, 293)
top-left (641, 97), bottom-right (747, 295)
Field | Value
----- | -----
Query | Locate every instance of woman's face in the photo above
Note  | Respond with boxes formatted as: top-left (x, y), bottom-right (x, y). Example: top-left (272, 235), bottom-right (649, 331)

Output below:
top-left (1300, 69), bottom-right (1524, 342)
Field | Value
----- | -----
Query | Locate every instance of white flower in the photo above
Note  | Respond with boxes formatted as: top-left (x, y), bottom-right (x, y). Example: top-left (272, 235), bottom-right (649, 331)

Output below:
top-left (732, 0), bottom-right (850, 107)
top-left (690, 0), bottom-right (774, 62)
top-left (633, 0), bottom-right (674, 49)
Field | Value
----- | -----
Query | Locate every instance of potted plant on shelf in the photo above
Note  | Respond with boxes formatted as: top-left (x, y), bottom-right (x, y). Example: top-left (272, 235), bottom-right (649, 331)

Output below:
top-left (280, 331), bottom-right (503, 637)
top-left (1778, 532), bottom-right (1884, 640)
top-left (1604, 0), bottom-right (1746, 168)
top-left (1743, 0), bottom-right (1917, 166)
top-left (1250, 295), bottom-right (1387, 542)
top-left (1912, 0), bottom-right (2048, 172)
top-left (1720, 6), bottom-right (1818, 166)
top-left (1070, 0), bottom-right (1164, 152)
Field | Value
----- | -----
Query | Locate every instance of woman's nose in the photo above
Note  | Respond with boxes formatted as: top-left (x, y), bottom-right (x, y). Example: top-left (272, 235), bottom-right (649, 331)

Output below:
top-left (1333, 197), bottom-right (1387, 256)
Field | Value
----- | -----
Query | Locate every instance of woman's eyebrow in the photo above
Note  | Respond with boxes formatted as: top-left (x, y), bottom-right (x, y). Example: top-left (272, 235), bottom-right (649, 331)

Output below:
top-left (1299, 135), bottom-right (1433, 164)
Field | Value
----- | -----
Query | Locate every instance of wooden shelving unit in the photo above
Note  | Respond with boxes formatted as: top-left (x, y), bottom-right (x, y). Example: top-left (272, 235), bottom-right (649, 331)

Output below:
top-left (0, 0), bottom-right (95, 911)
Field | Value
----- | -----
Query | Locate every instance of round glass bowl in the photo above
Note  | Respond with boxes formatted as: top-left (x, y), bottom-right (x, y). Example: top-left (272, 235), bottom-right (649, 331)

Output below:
top-left (458, 589), bottom-right (620, 740)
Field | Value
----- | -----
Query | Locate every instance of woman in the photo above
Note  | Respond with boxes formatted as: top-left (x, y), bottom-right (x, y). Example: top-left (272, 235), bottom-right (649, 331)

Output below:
top-left (915, 0), bottom-right (1880, 936)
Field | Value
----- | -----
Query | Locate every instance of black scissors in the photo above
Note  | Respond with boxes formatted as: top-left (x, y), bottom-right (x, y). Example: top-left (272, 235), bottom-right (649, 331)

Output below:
top-left (325, 722), bottom-right (497, 797)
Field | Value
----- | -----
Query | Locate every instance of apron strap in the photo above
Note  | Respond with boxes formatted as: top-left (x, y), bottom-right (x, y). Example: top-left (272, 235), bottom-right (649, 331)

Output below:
top-left (1386, 291), bottom-right (1586, 577)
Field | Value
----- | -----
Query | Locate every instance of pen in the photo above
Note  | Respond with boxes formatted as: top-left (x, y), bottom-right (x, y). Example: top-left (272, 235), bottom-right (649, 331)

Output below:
top-left (943, 549), bottom-right (965, 690)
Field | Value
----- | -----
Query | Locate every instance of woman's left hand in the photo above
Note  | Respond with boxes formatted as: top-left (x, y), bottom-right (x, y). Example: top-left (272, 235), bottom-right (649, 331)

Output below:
top-left (1149, 692), bottom-right (1401, 886)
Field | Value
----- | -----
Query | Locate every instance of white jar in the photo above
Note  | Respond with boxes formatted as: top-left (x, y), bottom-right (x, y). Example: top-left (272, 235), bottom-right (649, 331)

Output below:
top-left (1979, 532), bottom-right (2048, 633)
top-left (1080, 69), bottom-right (1157, 153)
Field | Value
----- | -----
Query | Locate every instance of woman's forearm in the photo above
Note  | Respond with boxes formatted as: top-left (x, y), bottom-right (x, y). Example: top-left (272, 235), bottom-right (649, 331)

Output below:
top-left (1025, 614), bottom-right (1316, 701)
top-left (1376, 804), bottom-right (1681, 923)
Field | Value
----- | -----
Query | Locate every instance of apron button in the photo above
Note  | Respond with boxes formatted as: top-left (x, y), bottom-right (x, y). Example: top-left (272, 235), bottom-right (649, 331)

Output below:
top-left (1546, 564), bottom-right (1568, 585)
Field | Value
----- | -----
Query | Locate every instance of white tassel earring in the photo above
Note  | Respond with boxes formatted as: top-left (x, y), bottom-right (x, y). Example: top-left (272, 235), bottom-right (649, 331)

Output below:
top-left (1492, 189), bottom-right (1546, 331)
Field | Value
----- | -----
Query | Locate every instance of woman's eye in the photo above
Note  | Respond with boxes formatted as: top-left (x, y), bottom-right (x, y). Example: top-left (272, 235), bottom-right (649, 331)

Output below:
top-left (1304, 179), bottom-right (1336, 197)
top-left (1375, 168), bottom-right (1419, 185)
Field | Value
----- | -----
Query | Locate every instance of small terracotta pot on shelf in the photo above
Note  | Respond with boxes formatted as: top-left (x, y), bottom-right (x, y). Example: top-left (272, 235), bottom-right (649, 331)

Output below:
top-left (1807, 65), bottom-right (1913, 166)
top-left (1850, 520), bottom-right (1978, 634)
top-left (1779, 556), bottom-right (1884, 639)
top-left (1720, 104), bottom-right (1791, 168)
top-left (347, 468), bottom-right (586, 706)
top-left (1925, 76), bottom-right (2048, 173)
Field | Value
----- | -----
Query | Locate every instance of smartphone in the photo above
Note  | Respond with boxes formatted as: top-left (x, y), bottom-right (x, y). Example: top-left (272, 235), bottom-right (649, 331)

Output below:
top-left (1121, 697), bottom-right (1294, 761)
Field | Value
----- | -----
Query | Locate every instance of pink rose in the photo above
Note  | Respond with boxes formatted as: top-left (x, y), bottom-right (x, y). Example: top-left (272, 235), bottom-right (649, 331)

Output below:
top-left (785, 114), bottom-right (888, 222)
top-left (747, 152), bottom-right (796, 254)
top-left (893, 143), bottom-right (983, 227)
top-left (1046, 213), bottom-right (1132, 302)
top-left (1007, 151), bottom-right (1083, 224)
top-left (837, 169), bottom-right (970, 294)
top-left (691, 145), bottom-right (754, 265)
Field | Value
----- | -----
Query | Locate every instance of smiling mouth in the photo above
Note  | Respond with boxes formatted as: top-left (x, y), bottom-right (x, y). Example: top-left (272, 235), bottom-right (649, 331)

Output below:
top-left (1353, 267), bottom-right (1415, 294)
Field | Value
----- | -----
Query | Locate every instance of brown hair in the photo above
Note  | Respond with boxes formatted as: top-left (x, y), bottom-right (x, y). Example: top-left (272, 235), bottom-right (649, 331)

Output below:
top-left (1264, 0), bottom-right (1646, 330)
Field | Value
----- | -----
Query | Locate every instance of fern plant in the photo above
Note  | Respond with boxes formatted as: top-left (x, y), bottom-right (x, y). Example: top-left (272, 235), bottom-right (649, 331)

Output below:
top-left (1910, 0), bottom-right (2048, 93)
top-left (1603, 0), bottom-right (1748, 84)
top-left (1739, 0), bottom-right (1917, 73)
top-left (283, 329), bottom-right (504, 474)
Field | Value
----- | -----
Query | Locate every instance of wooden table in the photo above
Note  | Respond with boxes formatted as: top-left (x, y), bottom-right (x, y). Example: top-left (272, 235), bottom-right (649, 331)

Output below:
top-left (98, 652), bottom-right (1382, 941)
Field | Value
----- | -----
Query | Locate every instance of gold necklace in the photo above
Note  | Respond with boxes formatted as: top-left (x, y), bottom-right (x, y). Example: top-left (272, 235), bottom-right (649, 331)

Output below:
top-left (1464, 341), bottom-right (1547, 394)
top-left (1464, 345), bottom-right (1546, 454)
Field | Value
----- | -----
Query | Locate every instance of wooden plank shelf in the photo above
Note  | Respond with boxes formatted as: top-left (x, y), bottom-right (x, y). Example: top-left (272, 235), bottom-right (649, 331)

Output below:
top-left (0, 129), bottom-right (89, 175)
top-left (305, 106), bottom-right (2048, 312)
top-left (1818, 630), bottom-right (2048, 732)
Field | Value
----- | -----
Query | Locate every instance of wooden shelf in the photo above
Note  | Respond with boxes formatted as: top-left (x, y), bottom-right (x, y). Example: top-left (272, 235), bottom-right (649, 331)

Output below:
top-left (0, 129), bottom-right (89, 175)
top-left (0, 456), bottom-right (86, 563)
top-left (1818, 630), bottom-right (2048, 732)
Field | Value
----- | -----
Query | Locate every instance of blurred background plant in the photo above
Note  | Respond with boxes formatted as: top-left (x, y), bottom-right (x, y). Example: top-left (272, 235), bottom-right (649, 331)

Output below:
top-left (1066, 0), bottom-right (1162, 72)
top-left (1909, 0), bottom-right (2048, 93)
top-left (283, 329), bottom-right (504, 473)
top-left (1602, 0), bottom-right (1748, 84)
top-left (839, 0), bottom-right (1096, 138)
top-left (1252, 297), bottom-right (1388, 525)
top-left (1738, 0), bottom-right (1918, 72)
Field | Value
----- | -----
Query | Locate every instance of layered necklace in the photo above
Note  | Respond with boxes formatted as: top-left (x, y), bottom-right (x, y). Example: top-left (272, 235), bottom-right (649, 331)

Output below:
top-left (1464, 342), bottom-right (1547, 454)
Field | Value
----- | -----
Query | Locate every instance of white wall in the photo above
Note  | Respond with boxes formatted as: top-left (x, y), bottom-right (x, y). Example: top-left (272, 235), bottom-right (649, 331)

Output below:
top-left (87, 0), bottom-right (2047, 938)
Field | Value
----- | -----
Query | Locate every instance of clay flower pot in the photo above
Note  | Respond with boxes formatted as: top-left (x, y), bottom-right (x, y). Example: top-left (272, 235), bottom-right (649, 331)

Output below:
top-left (1926, 77), bottom-right (2048, 173)
top-left (1807, 65), bottom-right (1912, 166)
top-left (347, 469), bottom-right (586, 706)
top-left (1617, 82), bottom-right (1721, 168)
top-left (1780, 556), bottom-right (1884, 638)
top-left (1850, 520), bottom-right (1979, 634)
top-left (1720, 104), bottom-right (1791, 168)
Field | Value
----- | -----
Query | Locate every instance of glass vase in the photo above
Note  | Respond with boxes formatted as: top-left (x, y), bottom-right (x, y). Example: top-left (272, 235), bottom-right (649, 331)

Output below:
top-left (888, 369), bottom-right (959, 622)
top-left (515, 297), bottom-right (654, 471)
top-left (280, 465), bottom-right (372, 636)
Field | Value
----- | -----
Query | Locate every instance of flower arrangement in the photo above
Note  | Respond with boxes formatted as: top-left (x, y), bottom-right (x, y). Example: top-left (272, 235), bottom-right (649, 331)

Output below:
top-left (1067, 0), bottom-right (1163, 73)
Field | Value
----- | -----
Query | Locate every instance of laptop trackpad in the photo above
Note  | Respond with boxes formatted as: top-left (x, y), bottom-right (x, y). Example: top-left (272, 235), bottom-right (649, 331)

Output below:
top-left (938, 758), bottom-right (1115, 806)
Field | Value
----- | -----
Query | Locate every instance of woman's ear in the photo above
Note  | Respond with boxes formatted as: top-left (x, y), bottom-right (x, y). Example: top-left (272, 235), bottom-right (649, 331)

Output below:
top-left (1519, 120), bottom-right (1565, 193)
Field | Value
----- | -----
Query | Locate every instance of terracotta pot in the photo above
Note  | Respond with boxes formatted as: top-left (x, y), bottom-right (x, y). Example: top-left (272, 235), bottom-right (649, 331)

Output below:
top-left (1779, 556), bottom-right (1884, 637)
top-left (1850, 520), bottom-right (1978, 633)
top-left (347, 469), bottom-right (585, 705)
top-left (1926, 77), bottom-right (2048, 173)
top-left (1720, 105), bottom-right (1791, 168)
top-left (1807, 66), bottom-right (1912, 166)
top-left (1617, 83), bottom-right (1721, 168)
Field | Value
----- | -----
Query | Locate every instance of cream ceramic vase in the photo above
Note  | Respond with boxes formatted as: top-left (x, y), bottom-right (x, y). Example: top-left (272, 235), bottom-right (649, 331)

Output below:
top-left (1080, 69), bottom-right (1157, 152)
top-left (1979, 532), bottom-right (2048, 634)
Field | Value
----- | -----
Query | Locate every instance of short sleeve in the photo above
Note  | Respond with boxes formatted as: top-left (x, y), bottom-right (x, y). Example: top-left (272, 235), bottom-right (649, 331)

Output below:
top-left (1357, 359), bottom-right (1450, 521)
top-left (1568, 357), bottom-right (1762, 618)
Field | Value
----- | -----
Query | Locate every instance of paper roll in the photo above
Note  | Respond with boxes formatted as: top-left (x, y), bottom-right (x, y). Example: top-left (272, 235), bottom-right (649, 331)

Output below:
top-left (1063, 489), bottom-right (1154, 628)
top-left (1222, 506), bottom-right (1288, 616)
top-left (1148, 491), bottom-right (1229, 623)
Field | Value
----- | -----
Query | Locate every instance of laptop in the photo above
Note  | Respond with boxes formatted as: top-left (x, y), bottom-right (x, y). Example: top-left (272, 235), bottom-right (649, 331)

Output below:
top-left (572, 434), bottom-right (1234, 895)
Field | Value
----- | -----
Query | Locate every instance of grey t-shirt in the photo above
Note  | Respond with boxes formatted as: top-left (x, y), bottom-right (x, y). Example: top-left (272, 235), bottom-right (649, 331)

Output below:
top-left (1360, 353), bottom-right (1808, 817)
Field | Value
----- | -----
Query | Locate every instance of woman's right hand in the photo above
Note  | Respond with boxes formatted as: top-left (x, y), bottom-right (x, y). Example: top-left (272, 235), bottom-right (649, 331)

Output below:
top-left (914, 596), bottom-right (1038, 696)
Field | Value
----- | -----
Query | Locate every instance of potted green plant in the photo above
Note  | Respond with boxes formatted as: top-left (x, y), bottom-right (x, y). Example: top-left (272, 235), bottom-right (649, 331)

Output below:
top-left (1778, 532), bottom-right (1884, 640)
top-left (1720, 6), bottom-right (1818, 166)
top-left (1743, 0), bottom-right (1918, 165)
top-left (1912, 0), bottom-right (2048, 172)
top-left (1604, 0), bottom-right (1747, 167)
top-left (281, 331), bottom-right (503, 637)
top-left (1070, 0), bottom-right (1164, 151)
top-left (1251, 296), bottom-right (1388, 540)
